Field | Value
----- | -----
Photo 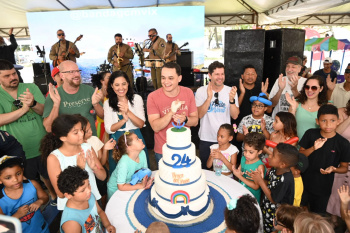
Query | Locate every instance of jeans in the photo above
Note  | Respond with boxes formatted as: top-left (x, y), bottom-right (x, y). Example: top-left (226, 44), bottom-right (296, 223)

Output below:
top-left (199, 140), bottom-right (216, 170)
top-left (155, 152), bottom-right (163, 169)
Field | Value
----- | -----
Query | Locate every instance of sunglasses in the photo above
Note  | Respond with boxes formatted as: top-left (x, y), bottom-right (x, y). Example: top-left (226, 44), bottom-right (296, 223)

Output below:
top-left (57, 33), bottom-right (65, 36)
top-left (13, 99), bottom-right (23, 109)
top-left (148, 34), bottom-right (155, 38)
top-left (273, 217), bottom-right (286, 228)
top-left (304, 85), bottom-right (319, 91)
top-left (214, 92), bottom-right (219, 105)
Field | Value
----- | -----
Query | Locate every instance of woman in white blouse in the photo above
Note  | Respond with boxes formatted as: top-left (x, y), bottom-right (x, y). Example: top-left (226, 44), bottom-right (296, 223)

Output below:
top-left (104, 71), bottom-right (149, 174)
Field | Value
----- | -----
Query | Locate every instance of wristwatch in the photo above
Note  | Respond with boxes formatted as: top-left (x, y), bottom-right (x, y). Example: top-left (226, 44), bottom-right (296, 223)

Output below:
top-left (184, 116), bottom-right (188, 124)
top-left (229, 99), bottom-right (235, 104)
top-left (30, 100), bottom-right (37, 108)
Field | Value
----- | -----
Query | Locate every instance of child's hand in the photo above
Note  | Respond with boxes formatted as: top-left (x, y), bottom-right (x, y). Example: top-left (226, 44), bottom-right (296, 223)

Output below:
top-left (145, 176), bottom-right (154, 190)
top-left (249, 170), bottom-right (263, 184)
top-left (28, 201), bottom-right (41, 212)
top-left (105, 224), bottom-right (116, 233)
top-left (232, 166), bottom-right (243, 178)
top-left (314, 138), bottom-right (327, 150)
top-left (15, 205), bottom-right (29, 218)
top-left (134, 230), bottom-right (142, 233)
top-left (77, 148), bottom-right (86, 169)
top-left (86, 149), bottom-right (99, 171)
top-left (320, 166), bottom-right (335, 174)
top-left (260, 118), bottom-right (266, 131)
top-left (104, 138), bottom-right (116, 151)
top-left (243, 125), bottom-right (249, 135)
top-left (338, 185), bottom-right (350, 204)
top-left (210, 149), bottom-right (223, 160)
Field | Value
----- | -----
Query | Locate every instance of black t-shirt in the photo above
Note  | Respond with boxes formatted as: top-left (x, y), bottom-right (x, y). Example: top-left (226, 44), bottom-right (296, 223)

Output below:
top-left (235, 83), bottom-right (261, 125)
top-left (313, 69), bottom-right (337, 82)
top-left (299, 128), bottom-right (350, 196)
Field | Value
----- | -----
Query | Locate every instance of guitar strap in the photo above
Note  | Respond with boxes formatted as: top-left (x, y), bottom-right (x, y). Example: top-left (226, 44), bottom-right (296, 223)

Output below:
top-left (171, 43), bottom-right (175, 53)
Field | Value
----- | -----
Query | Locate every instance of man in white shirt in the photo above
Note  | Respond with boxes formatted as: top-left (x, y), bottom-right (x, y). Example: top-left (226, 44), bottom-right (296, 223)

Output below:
top-left (195, 61), bottom-right (239, 169)
top-left (269, 56), bottom-right (307, 118)
top-left (329, 66), bottom-right (350, 108)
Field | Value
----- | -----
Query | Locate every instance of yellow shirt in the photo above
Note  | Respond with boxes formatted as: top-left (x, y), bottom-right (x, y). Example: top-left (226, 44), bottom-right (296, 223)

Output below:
top-left (293, 176), bottom-right (303, 207)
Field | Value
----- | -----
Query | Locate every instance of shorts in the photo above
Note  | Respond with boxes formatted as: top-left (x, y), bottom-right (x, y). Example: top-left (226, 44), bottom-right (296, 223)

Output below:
top-left (24, 156), bottom-right (49, 180)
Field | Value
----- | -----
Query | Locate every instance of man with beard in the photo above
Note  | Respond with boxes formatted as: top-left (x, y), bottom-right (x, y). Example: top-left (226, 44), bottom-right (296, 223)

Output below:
top-left (313, 57), bottom-right (337, 82)
top-left (164, 34), bottom-right (181, 63)
top-left (107, 33), bottom-right (134, 87)
top-left (0, 28), bottom-right (17, 65)
top-left (269, 56), bottom-right (307, 118)
top-left (143, 28), bottom-right (166, 90)
top-left (0, 59), bottom-right (57, 202)
top-left (43, 60), bottom-right (104, 135)
top-left (49, 29), bottom-right (80, 65)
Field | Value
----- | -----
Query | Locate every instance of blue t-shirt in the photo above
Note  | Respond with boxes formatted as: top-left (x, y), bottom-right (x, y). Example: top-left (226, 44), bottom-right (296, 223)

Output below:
top-left (0, 180), bottom-right (49, 233)
top-left (60, 194), bottom-right (103, 233)
top-left (107, 150), bottom-right (148, 199)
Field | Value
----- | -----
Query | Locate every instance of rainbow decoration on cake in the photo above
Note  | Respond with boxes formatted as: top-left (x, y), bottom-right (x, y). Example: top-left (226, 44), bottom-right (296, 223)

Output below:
top-left (171, 190), bottom-right (190, 204)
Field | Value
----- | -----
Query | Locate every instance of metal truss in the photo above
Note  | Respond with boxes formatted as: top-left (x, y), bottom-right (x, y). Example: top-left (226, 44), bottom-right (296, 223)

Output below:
top-left (205, 14), bottom-right (256, 26)
top-left (0, 27), bottom-right (30, 38)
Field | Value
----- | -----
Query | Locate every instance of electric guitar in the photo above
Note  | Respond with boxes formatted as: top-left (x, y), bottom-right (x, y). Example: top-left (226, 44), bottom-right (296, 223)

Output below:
top-left (164, 42), bottom-right (189, 63)
top-left (53, 34), bottom-right (83, 67)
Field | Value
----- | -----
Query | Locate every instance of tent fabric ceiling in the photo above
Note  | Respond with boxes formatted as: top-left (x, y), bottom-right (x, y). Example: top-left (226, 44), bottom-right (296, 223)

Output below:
top-left (0, 0), bottom-right (349, 38)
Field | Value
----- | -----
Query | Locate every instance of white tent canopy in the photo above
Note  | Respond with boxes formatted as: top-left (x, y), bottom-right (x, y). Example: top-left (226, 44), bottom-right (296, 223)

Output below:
top-left (1, 0), bottom-right (350, 37)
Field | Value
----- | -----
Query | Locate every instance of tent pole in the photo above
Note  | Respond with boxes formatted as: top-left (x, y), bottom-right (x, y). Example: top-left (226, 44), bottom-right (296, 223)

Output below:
top-left (310, 51), bottom-right (313, 73)
top-left (319, 51), bottom-right (323, 70)
top-left (340, 48), bottom-right (346, 75)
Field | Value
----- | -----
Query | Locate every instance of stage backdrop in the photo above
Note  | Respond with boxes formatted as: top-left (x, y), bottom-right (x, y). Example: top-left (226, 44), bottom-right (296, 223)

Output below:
top-left (27, 6), bottom-right (204, 83)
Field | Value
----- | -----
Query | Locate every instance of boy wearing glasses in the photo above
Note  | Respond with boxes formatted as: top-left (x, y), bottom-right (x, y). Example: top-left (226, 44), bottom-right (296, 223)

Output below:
top-left (299, 104), bottom-right (350, 214)
top-left (195, 61), bottom-right (239, 169)
top-left (236, 93), bottom-right (273, 142)
top-left (49, 29), bottom-right (80, 64)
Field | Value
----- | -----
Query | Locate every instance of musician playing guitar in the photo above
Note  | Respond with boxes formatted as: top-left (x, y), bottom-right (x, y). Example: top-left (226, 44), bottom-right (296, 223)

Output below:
top-left (164, 34), bottom-right (181, 63)
top-left (49, 29), bottom-right (81, 66)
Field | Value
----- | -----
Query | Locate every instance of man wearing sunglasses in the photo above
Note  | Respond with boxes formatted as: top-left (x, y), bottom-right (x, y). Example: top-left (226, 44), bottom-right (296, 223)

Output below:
top-left (0, 59), bottom-right (57, 201)
top-left (269, 56), bottom-right (307, 118)
top-left (143, 28), bottom-right (166, 90)
top-left (313, 57), bottom-right (337, 82)
top-left (49, 29), bottom-right (80, 65)
top-left (43, 60), bottom-right (104, 135)
top-left (195, 61), bottom-right (239, 169)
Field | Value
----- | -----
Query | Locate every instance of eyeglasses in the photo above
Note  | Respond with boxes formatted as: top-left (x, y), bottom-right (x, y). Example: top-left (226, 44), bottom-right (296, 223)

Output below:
top-left (57, 33), bottom-right (65, 36)
top-left (304, 85), bottom-right (319, 91)
top-left (60, 70), bottom-right (81, 74)
top-left (214, 92), bottom-right (219, 105)
top-left (13, 99), bottom-right (23, 109)
top-left (252, 104), bottom-right (265, 109)
top-left (273, 217), bottom-right (286, 228)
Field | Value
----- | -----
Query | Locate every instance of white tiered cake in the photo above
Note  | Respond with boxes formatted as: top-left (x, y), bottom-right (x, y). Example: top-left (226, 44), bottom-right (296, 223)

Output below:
top-left (149, 127), bottom-right (211, 222)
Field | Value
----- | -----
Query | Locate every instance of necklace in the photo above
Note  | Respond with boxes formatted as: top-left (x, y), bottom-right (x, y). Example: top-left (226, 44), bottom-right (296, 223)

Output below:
top-left (305, 102), bottom-right (314, 110)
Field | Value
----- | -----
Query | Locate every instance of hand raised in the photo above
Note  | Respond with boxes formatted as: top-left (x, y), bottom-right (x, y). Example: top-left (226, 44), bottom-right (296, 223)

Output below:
top-left (288, 74), bottom-right (299, 89)
top-left (314, 138), bottom-right (327, 150)
top-left (285, 92), bottom-right (298, 111)
top-left (118, 100), bottom-right (129, 114)
top-left (18, 88), bottom-right (34, 108)
top-left (243, 125), bottom-right (249, 135)
top-left (338, 185), bottom-right (350, 205)
top-left (48, 83), bottom-right (61, 106)
top-left (229, 86), bottom-right (237, 102)
top-left (92, 87), bottom-right (103, 106)
top-left (326, 74), bottom-right (336, 91)
top-left (77, 148), bottom-right (86, 169)
top-left (232, 166), bottom-right (243, 178)
top-left (278, 74), bottom-right (286, 90)
top-left (104, 138), bottom-right (116, 151)
top-left (261, 78), bottom-right (269, 94)
top-left (9, 28), bottom-right (14, 35)
top-left (260, 118), bottom-right (266, 131)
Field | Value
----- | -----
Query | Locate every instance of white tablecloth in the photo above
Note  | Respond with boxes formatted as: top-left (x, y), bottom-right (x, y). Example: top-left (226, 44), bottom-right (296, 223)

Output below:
top-left (105, 170), bottom-right (263, 233)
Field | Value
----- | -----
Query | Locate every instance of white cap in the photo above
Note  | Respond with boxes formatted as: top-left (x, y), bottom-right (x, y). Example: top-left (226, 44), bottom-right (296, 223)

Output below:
top-left (324, 57), bottom-right (332, 63)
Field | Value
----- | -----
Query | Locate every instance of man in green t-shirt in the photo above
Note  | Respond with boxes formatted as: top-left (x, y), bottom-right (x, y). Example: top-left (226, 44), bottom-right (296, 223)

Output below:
top-left (0, 59), bottom-right (57, 201)
top-left (43, 60), bottom-right (104, 136)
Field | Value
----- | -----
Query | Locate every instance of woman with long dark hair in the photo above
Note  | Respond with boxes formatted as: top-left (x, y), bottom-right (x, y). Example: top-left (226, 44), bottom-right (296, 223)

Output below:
top-left (104, 71), bottom-right (149, 174)
top-left (286, 75), bottom-right (328, 140)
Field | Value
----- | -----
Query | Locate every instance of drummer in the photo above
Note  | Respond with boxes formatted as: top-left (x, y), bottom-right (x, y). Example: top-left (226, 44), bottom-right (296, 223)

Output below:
top-left (143, 28), bottom-right (166, 90)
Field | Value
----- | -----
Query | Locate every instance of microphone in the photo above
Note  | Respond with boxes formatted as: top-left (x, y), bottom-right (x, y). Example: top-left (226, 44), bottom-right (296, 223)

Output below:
top-left (35, 45), bottom-right (42, 54)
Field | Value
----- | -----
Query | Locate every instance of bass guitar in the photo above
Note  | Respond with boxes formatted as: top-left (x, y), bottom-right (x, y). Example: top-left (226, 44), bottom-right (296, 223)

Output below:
top-left (53, 34), bottom-right (83, 67)
top-left (164, 42), bottom-right (188, 63)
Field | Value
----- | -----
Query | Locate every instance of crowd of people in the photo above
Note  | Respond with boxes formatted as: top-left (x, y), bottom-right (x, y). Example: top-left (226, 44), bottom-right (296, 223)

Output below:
top-left (1, 27), bottom-right (350, 233)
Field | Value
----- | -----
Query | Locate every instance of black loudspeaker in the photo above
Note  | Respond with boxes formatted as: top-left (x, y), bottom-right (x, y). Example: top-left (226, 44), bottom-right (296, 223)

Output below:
top-left (177, 51), bottom-right (193, 68)
top-left (179, 67), bottom-right (194, 87)
top-left (32, 63), bottom-right (50, 76)
top-left (264, 29), bottom-right (305, 89)
top-left (34, 75), bottom-right (54, 96)
top-left (224, 30), bottom-right (266, 87)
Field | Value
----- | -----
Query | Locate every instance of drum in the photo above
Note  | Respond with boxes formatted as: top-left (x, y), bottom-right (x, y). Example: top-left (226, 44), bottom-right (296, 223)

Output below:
top-left (145, 60), bottom-right (153, 68)
top-left (155, 60), bottom-right (164, 68)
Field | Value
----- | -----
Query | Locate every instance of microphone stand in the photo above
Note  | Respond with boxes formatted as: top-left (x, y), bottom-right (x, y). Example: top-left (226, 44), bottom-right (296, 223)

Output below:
top-left (35, 45), bottom-right (50, 92)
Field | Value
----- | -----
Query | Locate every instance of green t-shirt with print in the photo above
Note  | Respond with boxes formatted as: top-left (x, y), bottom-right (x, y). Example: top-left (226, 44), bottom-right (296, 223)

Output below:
top-left (43, 84), bottom-right (97, 135)
top-left (0, 83), bottom-right (46, 159)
